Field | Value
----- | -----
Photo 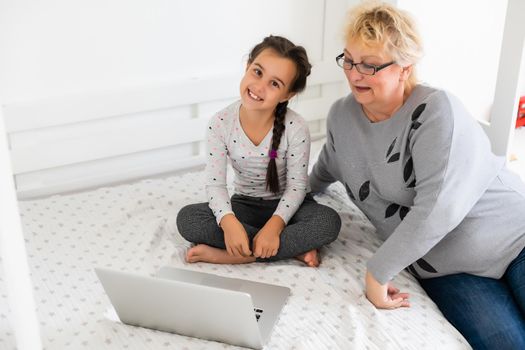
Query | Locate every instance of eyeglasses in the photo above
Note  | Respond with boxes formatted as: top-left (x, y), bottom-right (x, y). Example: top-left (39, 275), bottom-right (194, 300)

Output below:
top-left (335, 53), bottom-right (395, 75)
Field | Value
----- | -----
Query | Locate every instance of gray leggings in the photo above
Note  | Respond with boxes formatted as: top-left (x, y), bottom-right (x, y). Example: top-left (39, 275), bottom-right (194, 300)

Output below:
top-left (176, 193), bottom-right (341, 262)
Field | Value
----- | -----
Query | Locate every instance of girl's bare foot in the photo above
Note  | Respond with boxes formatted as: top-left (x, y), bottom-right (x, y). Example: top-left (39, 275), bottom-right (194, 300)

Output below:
top-left (186, 244), bottom-right (256, 264)
top-left (295, 249), bottom-right (320, 267)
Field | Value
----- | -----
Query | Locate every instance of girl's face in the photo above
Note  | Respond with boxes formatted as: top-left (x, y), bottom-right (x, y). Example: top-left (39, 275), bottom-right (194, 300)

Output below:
top-left (343, 38), bottom-right (410, 116)
top-left (239, 48), bottom-right (297, 114)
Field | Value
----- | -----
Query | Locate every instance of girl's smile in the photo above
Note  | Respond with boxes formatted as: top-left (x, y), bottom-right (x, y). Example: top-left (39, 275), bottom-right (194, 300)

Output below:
top-left (239, 48), bottom-right (296, 116)
top-left (247, 89), bottom-right (263, 101)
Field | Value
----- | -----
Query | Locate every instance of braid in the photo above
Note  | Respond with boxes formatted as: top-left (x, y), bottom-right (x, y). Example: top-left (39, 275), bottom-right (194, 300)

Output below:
top-left (265, 101), bottom-right (288, 193)
top-left (247, 35), bottom-right (311, 194)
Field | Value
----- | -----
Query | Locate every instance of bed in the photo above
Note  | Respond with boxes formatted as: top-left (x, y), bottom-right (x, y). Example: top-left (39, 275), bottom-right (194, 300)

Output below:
top-left (0, 165), bottom-right (471, 350)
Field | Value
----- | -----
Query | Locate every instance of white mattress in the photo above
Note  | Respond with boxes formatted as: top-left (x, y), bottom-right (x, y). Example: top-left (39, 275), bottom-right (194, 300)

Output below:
top-left (0, 170), bottom-right (471, 349)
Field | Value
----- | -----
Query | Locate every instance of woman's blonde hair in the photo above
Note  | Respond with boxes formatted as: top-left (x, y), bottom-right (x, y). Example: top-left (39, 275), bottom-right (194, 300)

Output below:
top-left (344, 1), bottom-right (423, 90)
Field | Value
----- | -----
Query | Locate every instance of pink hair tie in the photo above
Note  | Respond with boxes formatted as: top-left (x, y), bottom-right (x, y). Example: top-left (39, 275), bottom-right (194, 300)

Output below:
top-left (269, 149), bottom-right (278, 159)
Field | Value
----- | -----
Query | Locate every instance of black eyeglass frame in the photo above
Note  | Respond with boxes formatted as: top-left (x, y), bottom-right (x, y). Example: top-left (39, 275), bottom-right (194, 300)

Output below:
top-left (335, 53), bottom-right (395, 75)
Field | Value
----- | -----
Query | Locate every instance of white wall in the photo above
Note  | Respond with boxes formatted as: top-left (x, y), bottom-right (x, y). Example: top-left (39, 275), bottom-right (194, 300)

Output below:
top-left (0, 0), bottom-right (354, 198)
top-left (398, 0), bottom-right (507, 123)
top-left (0, 0), bottom-right (343, 103)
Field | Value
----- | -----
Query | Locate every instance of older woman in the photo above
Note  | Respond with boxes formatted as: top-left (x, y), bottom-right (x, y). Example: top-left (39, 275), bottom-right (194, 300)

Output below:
top-left (309, 2), bottom-right (525, 349)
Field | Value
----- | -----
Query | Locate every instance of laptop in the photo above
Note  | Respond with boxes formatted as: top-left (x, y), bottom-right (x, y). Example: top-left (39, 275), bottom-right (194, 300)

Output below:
top-left (95, 266), bottom-right (290, 349)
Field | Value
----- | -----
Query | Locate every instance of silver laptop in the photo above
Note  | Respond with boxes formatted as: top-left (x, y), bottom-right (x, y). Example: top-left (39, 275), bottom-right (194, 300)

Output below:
top-left (95, 266), bottom-right (290, 349)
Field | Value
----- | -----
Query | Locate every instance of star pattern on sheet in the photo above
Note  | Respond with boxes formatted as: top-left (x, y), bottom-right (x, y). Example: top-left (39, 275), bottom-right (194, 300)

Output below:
top-left (0, 170), bottom-right (469, 349)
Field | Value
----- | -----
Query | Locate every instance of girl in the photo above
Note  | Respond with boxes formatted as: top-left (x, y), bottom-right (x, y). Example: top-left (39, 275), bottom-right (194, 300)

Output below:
top-left (176, 35), bottom-right (341, 266)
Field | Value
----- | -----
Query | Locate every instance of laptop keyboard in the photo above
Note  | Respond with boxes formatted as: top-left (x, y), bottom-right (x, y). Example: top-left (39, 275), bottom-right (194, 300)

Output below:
top-left (254, 308), bottom-right (264, 322)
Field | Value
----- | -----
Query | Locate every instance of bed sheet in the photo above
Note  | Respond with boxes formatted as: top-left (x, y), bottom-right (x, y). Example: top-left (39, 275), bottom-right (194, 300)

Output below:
top-left (0, 170), bottom-right (471, 349)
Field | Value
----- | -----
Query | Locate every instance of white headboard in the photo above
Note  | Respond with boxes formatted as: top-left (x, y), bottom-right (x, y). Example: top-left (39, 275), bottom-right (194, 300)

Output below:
top-left (3, 66), bottom-right (346, 199)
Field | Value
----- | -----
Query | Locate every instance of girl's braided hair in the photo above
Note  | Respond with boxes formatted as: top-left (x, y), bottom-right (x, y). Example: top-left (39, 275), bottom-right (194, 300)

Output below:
top-left (247, 35), bottom-right (312, 193)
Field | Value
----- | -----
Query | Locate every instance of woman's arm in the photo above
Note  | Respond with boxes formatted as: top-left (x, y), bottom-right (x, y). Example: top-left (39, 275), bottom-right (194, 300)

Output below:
top-left (309, 131), bottom-right (338, 193)
top-left (367, 92), bottom-right (503, 285)
top-left (309, 104), bottom-right (340, 193)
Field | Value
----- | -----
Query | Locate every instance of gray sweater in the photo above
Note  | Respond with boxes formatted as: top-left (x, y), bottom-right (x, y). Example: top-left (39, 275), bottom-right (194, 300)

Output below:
top-left (310, 84), bottom-right (525, 284)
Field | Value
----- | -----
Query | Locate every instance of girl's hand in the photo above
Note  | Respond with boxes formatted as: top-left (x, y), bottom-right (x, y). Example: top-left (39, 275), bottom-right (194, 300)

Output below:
top-left (252, 215), bottom-right (285, 259)
top-left (365, 270), bottom-right (410, 309)
top-left (220, 214), bottom-right (252, 257)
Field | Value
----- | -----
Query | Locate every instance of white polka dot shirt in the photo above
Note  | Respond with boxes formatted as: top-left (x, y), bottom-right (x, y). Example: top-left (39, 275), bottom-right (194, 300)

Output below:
top-left (205, 100), bottom-right (311, 225)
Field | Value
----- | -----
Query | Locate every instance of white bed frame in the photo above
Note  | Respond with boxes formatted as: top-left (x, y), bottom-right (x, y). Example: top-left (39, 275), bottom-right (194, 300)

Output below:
top-left (0, 109), bottom-right (42, 350)
top-left (2, 66), bottom-right (345, 200)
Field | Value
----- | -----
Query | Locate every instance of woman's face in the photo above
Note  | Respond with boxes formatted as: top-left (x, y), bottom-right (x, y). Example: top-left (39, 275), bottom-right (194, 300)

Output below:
top-left (343, 38), bottom-right (409, 116)
top-left (239, 48), bottom-right (297, 114)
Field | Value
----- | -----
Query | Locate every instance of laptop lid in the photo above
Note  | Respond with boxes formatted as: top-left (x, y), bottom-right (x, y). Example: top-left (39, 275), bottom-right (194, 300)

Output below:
top-left (156, 266), bottom-right (291, 343)
top-left (95, 267), bottom-right (264, 349)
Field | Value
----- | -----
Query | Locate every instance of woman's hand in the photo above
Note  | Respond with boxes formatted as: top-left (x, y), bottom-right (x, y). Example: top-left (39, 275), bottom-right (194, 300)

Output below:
top-left (252, 215), bottom-right (285, 259)
top-left (365, 270), bottom-right (410, 309)
top-left (220, 214), bottom-right (252, 257)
